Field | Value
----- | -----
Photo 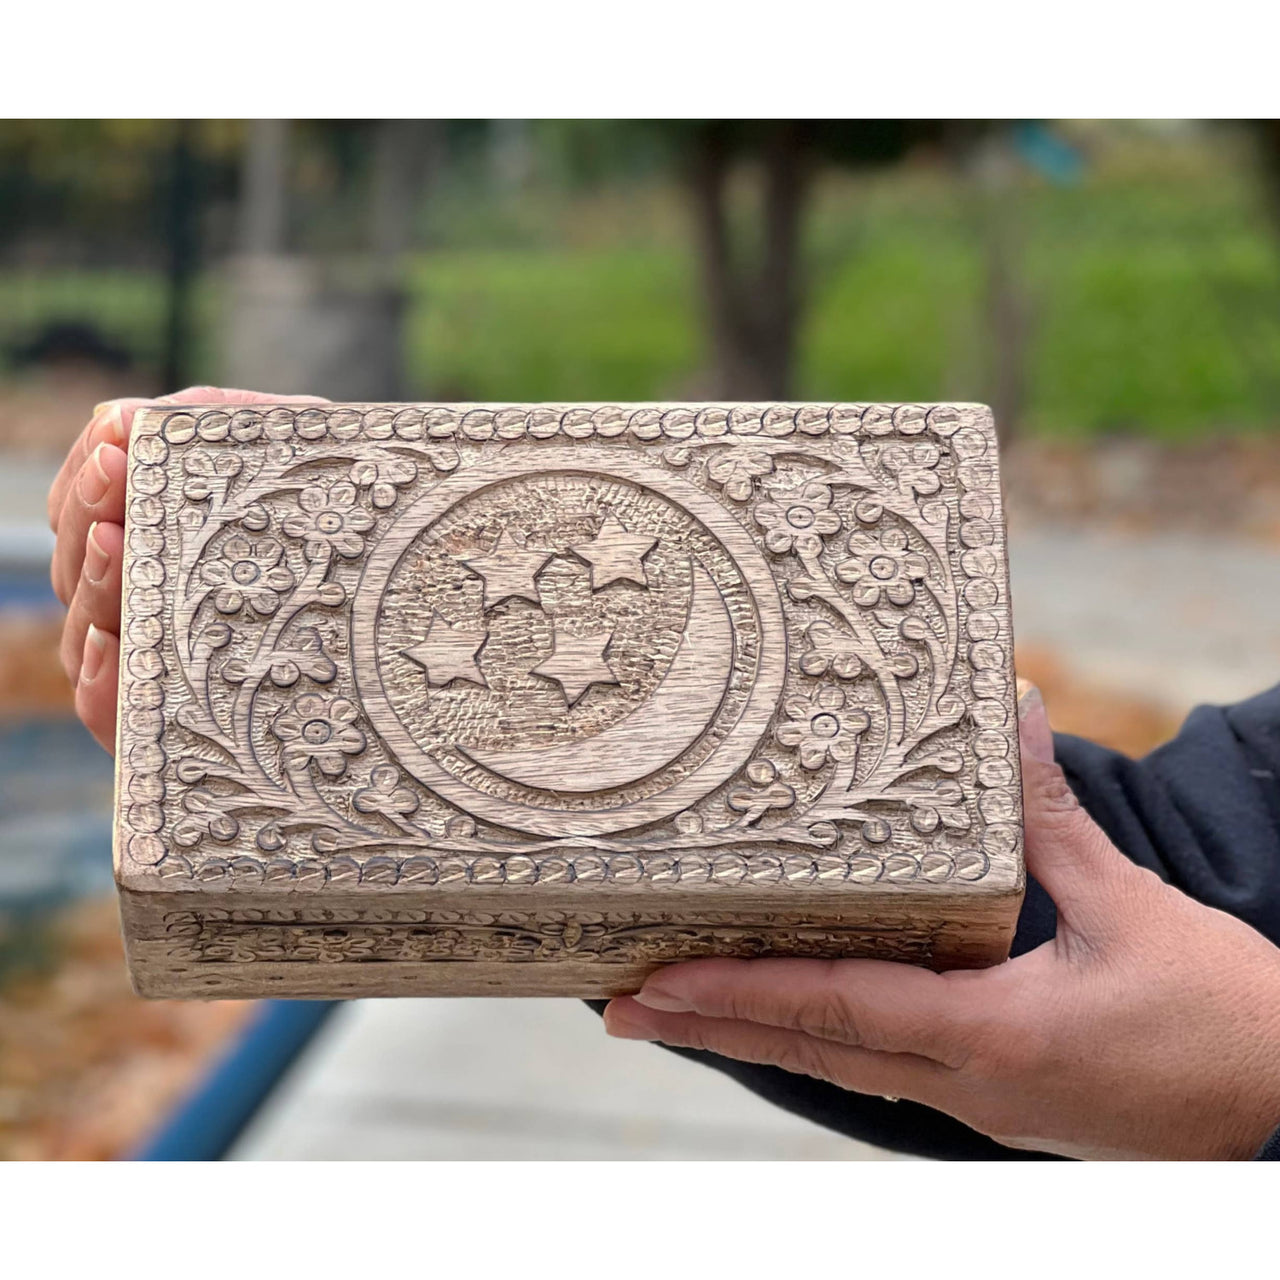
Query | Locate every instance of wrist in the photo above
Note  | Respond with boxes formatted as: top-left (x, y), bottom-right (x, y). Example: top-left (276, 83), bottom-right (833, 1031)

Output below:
top-left (1216, 999), bottom-right (1280, 1159)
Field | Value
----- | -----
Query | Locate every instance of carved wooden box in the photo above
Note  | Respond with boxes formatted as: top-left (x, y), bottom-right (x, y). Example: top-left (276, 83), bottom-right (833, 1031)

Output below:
top-left (115, 402), bottom-right (1023, 998)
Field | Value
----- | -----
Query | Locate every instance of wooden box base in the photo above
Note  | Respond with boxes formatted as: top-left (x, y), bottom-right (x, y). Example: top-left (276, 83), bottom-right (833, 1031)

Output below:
top-left (120, 884), bottom-right (1021, 999)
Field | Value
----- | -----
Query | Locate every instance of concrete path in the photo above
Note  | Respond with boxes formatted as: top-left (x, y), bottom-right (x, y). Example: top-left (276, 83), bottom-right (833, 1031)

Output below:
top-left (1008, 523), bottom-right (1280, 710)
top-left (231, 998), bottom-right (896, 1161)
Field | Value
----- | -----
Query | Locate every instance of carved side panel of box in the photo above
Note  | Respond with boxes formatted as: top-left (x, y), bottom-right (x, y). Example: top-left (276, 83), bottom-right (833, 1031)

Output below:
top-left (114, 402), bottom-right (1023, 998)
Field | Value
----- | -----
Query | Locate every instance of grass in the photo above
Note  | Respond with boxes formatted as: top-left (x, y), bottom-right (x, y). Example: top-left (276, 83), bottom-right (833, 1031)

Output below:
top-left (404, 249), bottom-right (701, 402)
top-left (0, 269), bottom-right (220, 377)
top-left (4, 147), bottom-right (1280, 439)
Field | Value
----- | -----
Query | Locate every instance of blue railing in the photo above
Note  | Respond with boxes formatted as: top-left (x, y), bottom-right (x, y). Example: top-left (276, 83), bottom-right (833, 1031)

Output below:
top-left (129, 1000), bottom-right (341, 1160)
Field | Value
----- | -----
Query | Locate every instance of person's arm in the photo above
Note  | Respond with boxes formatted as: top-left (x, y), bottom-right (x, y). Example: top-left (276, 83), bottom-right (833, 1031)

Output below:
top-left (1056, 697), bottom-right (1280, 1161)
top-left (605, 689), bottom-right (1280, 1160)
top-left (1055, 686), bottom-right (1280, 941)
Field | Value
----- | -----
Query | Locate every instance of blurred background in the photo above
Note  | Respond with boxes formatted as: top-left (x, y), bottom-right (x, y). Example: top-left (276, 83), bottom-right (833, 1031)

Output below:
top-left (5, 118), bottom-right (1280, 1160)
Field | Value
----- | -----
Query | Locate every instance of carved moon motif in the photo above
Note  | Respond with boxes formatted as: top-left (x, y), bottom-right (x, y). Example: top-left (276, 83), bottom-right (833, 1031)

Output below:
top-left (352, 446), bottom-right (787, 837)
top-left (464, 562), bottom-right (733, 792)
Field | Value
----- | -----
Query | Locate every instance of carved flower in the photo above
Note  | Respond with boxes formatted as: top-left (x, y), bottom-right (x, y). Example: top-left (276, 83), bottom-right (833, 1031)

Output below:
top-left (241, 502), bottom-right (270, 532)
top-left (907, 781), bottom-right (970, 834)
top-left (423, 442), bottom-right (461, 474)
top-left (282, 482), bottom-right (374, 558)
top-left (350, 456), bottom-right (418, 509)
top-left (182, 449), bottom-right (242, 501)
top-left (836, 526), bottom-right (928, 607)
top-left (271, 693), bottom-right (366, 777)
top-left (885, 615), bottom-right (932, 680)
top-left (881, 441), bottom-right (941, 497)
top-left (884, 647), bottom-right (919, 679)
top-left (354, 765), bottom-right (420, 818)
top-left (775, 686), bottom-right (870, 771)
top-left (727, 759), bottom-right (796, 824)
top-left (222, 626), bottom-right (336, 688)
top-left (537, 916), bottom-right (608, 952)
top-left (707, 447), bottom-right (775, 502)
top-left (799, 620), bottom-right (865, 680)
top-left (172, 788), bottom-right (239, 847)
top-left (294, 932), bottom-right (375, 964)
top-left (202, 536), bottom-right (295, 615)
top-left (909, 803), bottom-right (971, 834)
top-left (754, 480), bottom-right (841, 557)
top-left (849, 495), bottom-right (888, 525)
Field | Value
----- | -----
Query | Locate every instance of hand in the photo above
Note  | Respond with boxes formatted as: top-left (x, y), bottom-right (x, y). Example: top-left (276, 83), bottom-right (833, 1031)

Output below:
top-left (606, 687), bottom-right (1280, 1160)
top-left (48, 386), bottom-right (327, 752)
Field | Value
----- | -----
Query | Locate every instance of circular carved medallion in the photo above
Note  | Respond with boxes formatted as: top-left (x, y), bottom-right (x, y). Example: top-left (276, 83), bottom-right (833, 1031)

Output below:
top-left (352, 447), bottom-right (786, 836)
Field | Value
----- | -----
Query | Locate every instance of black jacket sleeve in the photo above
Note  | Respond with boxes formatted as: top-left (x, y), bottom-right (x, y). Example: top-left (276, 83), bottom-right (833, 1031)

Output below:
top-left (590, 683), bottom-right (1280, 1160)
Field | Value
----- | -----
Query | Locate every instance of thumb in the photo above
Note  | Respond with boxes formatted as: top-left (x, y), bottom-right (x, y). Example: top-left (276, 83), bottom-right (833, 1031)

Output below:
top-left (1016, 683), bottom-right (1133, 925)
top-left (153, 386), bottom-right (331, 406)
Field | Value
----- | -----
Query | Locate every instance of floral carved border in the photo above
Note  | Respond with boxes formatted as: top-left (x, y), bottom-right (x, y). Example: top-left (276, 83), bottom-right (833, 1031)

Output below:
top-left (116, 402), bottom-right (1020, 894)
top-left (163, 907), bottom-right (938, 966)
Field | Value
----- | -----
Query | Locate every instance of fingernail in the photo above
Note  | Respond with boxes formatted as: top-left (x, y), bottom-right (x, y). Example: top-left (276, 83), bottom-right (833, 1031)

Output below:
top-left (93, 403), bottom-right (125, 447)
top-left (84, 523), bottom-right (110, 585)
top-left (80, 625), bottom-right (107, 685)
top-left (633, 985), bottom-right (693, 1014)
top-left (1017, 683), bottom-right (1054, 763)
top-left (79, 444), bottom-right (112, 506)
top-left (603, 999), bottom-right (660, 1041)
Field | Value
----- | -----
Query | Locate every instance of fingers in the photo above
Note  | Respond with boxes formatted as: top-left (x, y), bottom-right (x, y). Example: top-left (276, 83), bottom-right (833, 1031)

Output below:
top-left (47, 399), bottom-right (141, 530)
top-left (61, 522), bottom-right (124, 684)
top-left (49, 388), bottom-right (333, 599)
top-left (48, 388), bottom-right (331, 531)
top-left (51, 443), bottom-right (127, 605)
top-left (1017, 685), bottom-right (1136, 925)
top-left (49, 386), bottom-right (333, 758)
top-left (75, 624), bottom-right (120, 754)
top-left (604, 997), bottom-right (953, 1109)
top-left (629, 956), bottom-right (983, 1067)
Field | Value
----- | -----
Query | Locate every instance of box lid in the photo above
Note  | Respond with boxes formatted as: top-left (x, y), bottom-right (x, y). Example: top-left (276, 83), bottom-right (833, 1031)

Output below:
top-left (115, 402), bottom-right (1022, 911)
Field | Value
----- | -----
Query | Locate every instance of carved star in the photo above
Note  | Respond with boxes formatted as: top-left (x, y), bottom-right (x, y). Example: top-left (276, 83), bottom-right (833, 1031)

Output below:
top-left (571, 514), bottom-right (658, 590)
top-left (532, 626), bottom-right (619, 706)
top-left (464, 530), bottom-right (553, 609)
top-left (403, 610), bottom-right (488, 688)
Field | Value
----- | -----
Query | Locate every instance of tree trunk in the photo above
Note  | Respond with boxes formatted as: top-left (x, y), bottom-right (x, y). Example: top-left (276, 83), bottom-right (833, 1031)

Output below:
top-left (370, 119), bottom-right (441, 266)
top-left (238, 120), bottom-right (290, 255)
top-left (972, 135), bottom-right (1027, 447)
top-left (686, 123), bottom-right (811, 399)
top-left (757, 123), bottom-right (808, 397)
top-left (1250, 119), bottom-right (1280, 237)
top-left (162, 121), bottom-right (198, 389)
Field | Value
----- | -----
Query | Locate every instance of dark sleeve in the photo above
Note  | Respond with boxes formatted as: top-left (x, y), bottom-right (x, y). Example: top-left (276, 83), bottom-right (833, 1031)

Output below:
top-left (1055, 683), bottom-right (1280, 940)
top-left (589, 682), bottom-right (1280, 1160)
top-left (1257, 1126), bottom-right (1280, 1161)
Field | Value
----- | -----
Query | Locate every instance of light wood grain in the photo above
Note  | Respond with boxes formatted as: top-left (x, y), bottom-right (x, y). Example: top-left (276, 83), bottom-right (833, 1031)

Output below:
top-left (115, 402), bottom-right (1023, 998)
top-left (467, 564), bottom-right (732, 789)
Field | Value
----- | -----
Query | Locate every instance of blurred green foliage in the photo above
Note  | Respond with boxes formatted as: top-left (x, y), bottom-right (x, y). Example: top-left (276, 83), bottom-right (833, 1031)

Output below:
top-left (407, 249), bottom-right (699, 401)
top-left (0, 270), bottom-right (218, 373)
top-left (3, 123), bottom-right (1280, 438)
top-left (406, 155), bottom-right (1280, 437)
